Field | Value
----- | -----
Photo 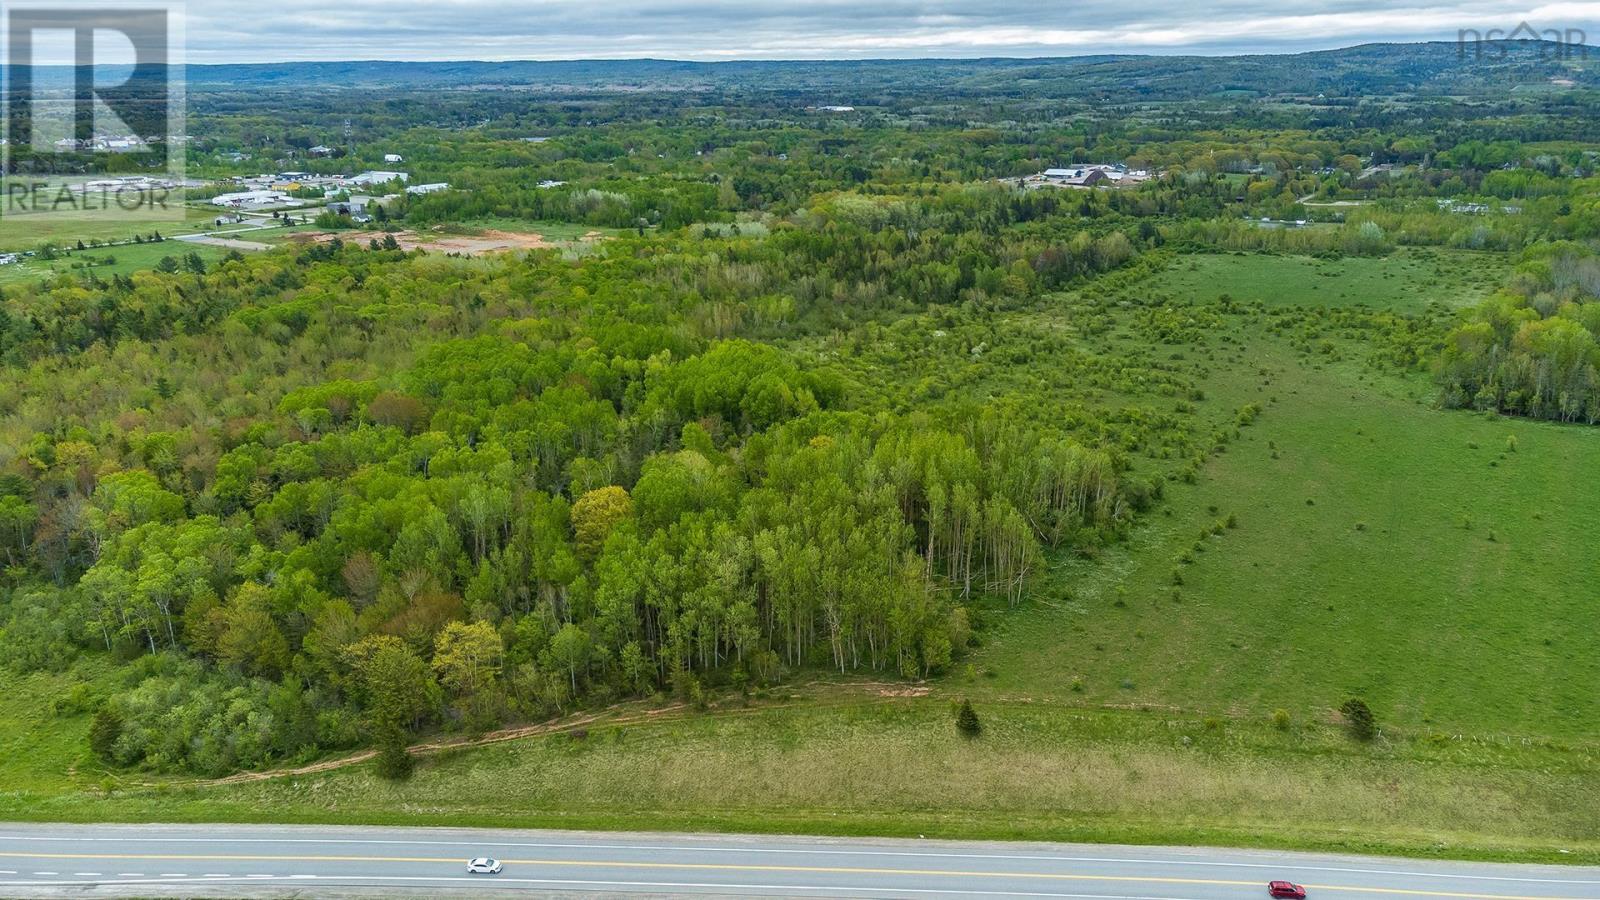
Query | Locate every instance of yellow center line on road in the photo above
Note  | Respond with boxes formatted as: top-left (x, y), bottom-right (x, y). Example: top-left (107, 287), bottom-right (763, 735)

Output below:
top-left (0, 851), bottom-right (1590, 900)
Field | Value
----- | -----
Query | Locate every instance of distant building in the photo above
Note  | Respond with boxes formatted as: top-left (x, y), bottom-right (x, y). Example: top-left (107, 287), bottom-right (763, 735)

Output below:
top-left (85, 176), bottom-right (157, 189)
top-left (1042, 167), bottom-right (1107, 187)
top-left (405, 182), bottom-right (449, 195)
top-left (817, 105), bottom-right (855, 112)
top-left (214, 213), bottom-right (244, 226)
top-left (308, 145), bottom-right (336, 157)
top-left (384, 153), bottom-right (404, 163)
top-left (327, 197), bottom-right (370, 216)
top-left (211, 189), bottom-right (292, 208)
top-left (1101, 169), bottom-right (1151, 184)
top-left (536, 179), bottom-right (566, 189)
top-left (349, 170), bottom-right (409, 186)
top-left (1032, 163), bottom-right (1152, 189)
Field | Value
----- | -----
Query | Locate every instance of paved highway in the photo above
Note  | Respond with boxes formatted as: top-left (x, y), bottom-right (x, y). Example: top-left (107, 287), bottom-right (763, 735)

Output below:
top-left (0, 823), bottom-right (1597, 898)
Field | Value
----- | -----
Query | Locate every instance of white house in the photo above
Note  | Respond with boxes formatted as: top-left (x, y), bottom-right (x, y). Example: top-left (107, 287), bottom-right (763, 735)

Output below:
top-left (405, 182), bottom-right (449, 195)
top-left (383, 153), bottom-right (404, 164)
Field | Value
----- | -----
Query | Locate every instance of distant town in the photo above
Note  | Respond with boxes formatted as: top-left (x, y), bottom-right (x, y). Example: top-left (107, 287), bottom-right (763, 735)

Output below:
top-left (210, 167), bottom-right (449, 224)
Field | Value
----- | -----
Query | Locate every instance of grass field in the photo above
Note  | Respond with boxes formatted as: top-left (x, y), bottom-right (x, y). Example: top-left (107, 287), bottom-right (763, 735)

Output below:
top-left (972, 351), bottom-right (1600, 738)
top-left (9, 246), bottom-right (1598, 862)
top-left (1147, 249), bottom-right (1506, 310)
top-left (0, 669), bottom-right (99, 796)
top-left (969, 248), bottom-right (1600, 739)
top-left (859, 245), bottom-right (1600, 751)
top-left (0, 206), bottom-right (218, 251)
top-left (0, 240), bottom-right (235, 285)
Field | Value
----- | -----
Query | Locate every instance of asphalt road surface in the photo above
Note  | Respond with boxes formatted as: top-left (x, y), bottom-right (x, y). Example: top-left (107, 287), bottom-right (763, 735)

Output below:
top-left (1, 823), bottom-right (1597, 898)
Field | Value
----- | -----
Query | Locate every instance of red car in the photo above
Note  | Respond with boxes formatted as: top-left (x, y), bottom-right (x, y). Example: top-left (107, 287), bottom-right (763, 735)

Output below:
top-left (1269, 881), bottom-right (1307, 899)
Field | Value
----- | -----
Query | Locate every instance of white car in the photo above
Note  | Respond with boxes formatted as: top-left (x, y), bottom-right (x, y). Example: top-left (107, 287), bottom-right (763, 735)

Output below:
top-left (466, 857), bottom-right (502, 874)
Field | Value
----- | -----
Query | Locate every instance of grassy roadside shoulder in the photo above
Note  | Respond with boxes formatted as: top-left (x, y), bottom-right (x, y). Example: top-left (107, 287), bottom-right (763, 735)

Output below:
top-left (4, 678), bottom-right (1597, 866)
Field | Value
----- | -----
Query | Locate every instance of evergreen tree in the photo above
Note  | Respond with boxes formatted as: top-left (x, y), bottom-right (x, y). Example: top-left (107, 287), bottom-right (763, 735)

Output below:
top-left (956, 699), bottom-right (981, 737)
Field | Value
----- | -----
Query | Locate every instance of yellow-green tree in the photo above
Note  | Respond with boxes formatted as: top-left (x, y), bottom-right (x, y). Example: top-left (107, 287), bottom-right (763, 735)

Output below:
top-left (433, 620), bottom-right (504, 697)
top-left (571, 485), bottom-right (633, 559)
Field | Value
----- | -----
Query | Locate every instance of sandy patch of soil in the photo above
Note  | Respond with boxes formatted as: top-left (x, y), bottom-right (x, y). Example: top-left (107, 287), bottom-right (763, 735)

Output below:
top-left (292, 228), bottom-right (605, 256)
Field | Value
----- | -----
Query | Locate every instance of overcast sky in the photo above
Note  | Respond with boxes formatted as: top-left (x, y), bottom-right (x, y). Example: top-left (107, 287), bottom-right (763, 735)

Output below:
top-left (156, 1), bottom-right (1600, 62)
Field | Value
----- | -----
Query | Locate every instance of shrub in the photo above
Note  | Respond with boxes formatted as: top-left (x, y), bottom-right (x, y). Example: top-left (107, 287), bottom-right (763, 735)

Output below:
top-left (53, 682), bottom-right (98, 716)
top-left (1340, 697), bottom-right (1376, 741)
top-left (1271, 708), bottom-right (1291, 730)
top-left (374, 726), bottom-right (415, 780)
top-left (87, 707), bottom-right (124, 763)
top-left (0, 591), bottom-right (80, 673)
top-left (955, 699), bottom-right (982, 737)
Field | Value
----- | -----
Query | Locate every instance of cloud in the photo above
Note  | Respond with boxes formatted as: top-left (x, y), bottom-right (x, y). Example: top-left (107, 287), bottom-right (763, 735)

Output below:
top-left (173, 0), bottom-right (1600, 62)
